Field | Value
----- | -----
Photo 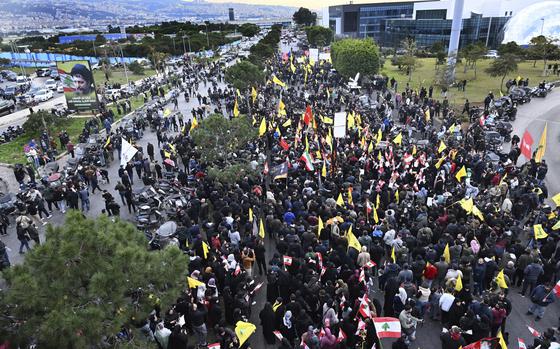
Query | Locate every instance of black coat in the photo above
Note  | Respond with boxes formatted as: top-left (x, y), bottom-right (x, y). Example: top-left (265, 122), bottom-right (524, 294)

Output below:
top-left (259, 305), bottom-right (276, 345)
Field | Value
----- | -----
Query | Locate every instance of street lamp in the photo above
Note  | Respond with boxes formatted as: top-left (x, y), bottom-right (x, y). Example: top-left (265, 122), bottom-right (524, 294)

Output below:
top-left (182, 35), bottom-right (191, 54)
top-left (203, 23), bottom-right (210, 48)
top-left (541, 17), bottom-right (545, 36)
top-left (115, 42), bottom-right (129, 87)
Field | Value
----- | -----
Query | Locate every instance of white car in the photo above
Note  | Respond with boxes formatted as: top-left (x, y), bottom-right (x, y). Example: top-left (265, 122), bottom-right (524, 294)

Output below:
top-left (33, 89), bottom-right (53, 103)
top-left (56, 83), bottom-right (64, 93)
top-left (44, 79), bottom-right (57, 91)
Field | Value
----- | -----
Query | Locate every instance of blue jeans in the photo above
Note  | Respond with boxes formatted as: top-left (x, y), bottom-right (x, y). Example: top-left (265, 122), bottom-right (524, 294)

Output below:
top-left (528, 303), bottom-right (546, 318)
top-left (19, 239), bottom-right (31, 253)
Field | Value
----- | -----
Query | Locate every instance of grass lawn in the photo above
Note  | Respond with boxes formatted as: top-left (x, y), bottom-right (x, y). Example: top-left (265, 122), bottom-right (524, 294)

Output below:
top-left (93, 68), bottom-right (157, 88)
top-left (380, 58), bottom-right (553, 107)
top-left (0, 117), bottom-right (90, 165)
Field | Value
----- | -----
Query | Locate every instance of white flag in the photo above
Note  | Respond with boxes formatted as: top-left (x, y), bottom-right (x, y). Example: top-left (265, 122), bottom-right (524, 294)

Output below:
top-left (120, 138), bottom-right (138, 166)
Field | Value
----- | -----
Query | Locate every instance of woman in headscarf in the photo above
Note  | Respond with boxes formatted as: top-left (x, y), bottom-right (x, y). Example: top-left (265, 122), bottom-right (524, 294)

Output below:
top-left (259, 302), bottom-right (276, 345)
top-left (280, 310), bottom-right (297, 346)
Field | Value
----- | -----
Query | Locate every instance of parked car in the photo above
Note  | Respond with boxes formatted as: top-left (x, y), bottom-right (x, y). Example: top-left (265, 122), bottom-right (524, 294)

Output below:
top-left (56, 83), bottom-right (64, 93)
top-left (484, 50), bottom-right (499, 59)
top-left (3, 86), bottom-right (17, 99)
top-left (36, 68), bottom-right (51, 77)
top-left (2, 71), bottom-right (17, 81)
top-left (17, 87), bottom-right (40, 105)
top-left (0, 100), bottom-right (15, 116)
top-left (49, 70), bottom-right (60, 80)
top-left (16, 76), bottom-right (30, 89)
top-left (44, 79), bottom-right (58, 91)
top-left (33, 89), bottom-right (54, 103)
top-left (104, 89), bottom-right (121, 100)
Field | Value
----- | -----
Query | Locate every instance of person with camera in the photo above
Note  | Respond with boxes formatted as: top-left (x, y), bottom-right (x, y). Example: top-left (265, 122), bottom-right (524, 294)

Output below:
top-left (399, 303), bottom-right (423, 344)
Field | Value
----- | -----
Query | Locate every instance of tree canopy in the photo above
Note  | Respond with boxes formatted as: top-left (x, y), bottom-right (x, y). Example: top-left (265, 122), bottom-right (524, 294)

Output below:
top-left (225, 61), bottom-right (265, 90)
top-left (498, 41), bottom-right (524, 58)
top-left (239, 23), bottom-right (260, 38)
top-left (293, 7), bottom-right (317, 26)
top-left (485, 54), bottom-right (518, 92)
top-left (305, 26), bottom-right (333, 47)
top-left (331, 38), bottom-right (380, 79)
top-left (0, 211), bottom-right (187, 348)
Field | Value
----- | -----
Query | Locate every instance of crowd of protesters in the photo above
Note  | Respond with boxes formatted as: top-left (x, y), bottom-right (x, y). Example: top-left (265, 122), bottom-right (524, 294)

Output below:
top-left (4, 30), bottom-right (560, 349)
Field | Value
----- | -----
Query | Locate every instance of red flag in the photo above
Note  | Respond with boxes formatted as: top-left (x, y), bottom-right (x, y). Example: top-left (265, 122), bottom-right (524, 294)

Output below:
top-left (518, 338), bottom-right (527, 349)
top-left (552, 279), bottom-right (560, 297)
top-left (279, 138), bottom-right (290, 151)
top-left (359, 268), bottom-right (366, 283)
top-left (304, 105), bottom-right (312, 125)
top-left (336, 328), bottom-right (347, 343)
top-left (520, 130), bottom-right (534, 159)
top-left (527, 325), bottom-right (540, 337)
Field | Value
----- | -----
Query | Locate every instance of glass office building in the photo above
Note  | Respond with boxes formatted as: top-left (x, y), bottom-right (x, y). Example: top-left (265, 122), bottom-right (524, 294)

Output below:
top-left (328, 1), bottom-right (509, 49)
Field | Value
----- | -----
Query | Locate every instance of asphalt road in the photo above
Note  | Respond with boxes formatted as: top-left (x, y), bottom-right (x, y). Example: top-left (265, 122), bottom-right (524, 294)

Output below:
top-left (508, 89), bottom-right (560, 197)
top-left (0, 63), bottom-right (560, 348)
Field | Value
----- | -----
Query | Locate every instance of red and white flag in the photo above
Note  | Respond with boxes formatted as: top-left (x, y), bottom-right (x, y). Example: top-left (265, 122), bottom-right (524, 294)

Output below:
top-left (316, 252), bottom-right (323, 267)
top-left (372, 317), bottom-right (401, 338)
top-left (319, 328), bottom-right (326, 338)
top-left (336, 328), bottom-right (347, 343)
top-left (339, 294), bottom-right (346, 309)
top-left (366, 200), bottom-right (373, 215)
top-left (355, 318), bottom-right (367, 335)
top-left (358, 294), bottom-right (372, 319)
top-left (552, 279), bottom-right (560, 297)
top-left (527, 325), bottom-right (540, 337)
top-left (252, 282), bottom-right (264, 294)
top-left (520, 130), bottom-right (534, 159)
top-left (234, 264), bottom-right (241, 276)
top-left (518, 338), bottom-right (527, 349)
top-left (283, 255), bottom-right (293, 266)
top-left (208, 343), bottom-right (220, 349)
top-left (300, 151), bottom-right (315, 171)
top-left (364, 260), bottom-right (377, 269)
top-left (359, 268), bottom-right (366, 284)
top-left (273, 331), bottom-right (283, 340)
top-left (320, 266), bottom-right (326, 277)
top-left (263, 161), bottom-right (269, 175)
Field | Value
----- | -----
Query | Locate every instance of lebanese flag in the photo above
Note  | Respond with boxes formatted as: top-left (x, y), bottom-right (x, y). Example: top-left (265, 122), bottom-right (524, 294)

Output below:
top-left (358, 294), bottom-right (372, 319)
top-left (527, 325), bottom-right (540, 337)
top-left (283, 255), bottom-right (293, 266)
top-left (234, 264), bottom-right (241, 276)
top-left (518, 338), bottom-right (527, 349)
top-left (403, 153), bottom-right (413, 165)
top-left (304, 105), bottom-right (313, 125)
top-left (366, 200), bottom-right (373, 215)
top-left (316, 252), bottom-right (323, 267)
top-left (372, 317), bottom-right (401, 338)
top-left (520, 130), bottom-right (534, 159)
top-left (300, 151), bottom-right (315, 171)
top-left (208, 343), bottom-right (221, 349)
top-left (364, 260), bottom-right (377, 268)
top-left (359, 268), bottom-right (366, 284)
top-left (320, 266), bottom-right (326, 277)
top-left (355, 318), bottom-right (367, 335)
top-left (252, 282), bottom-right (264, 294)
top-left (279, 138), bottom-right (290, 151)
top-left (336, 328), bottom-right (347, 343)
top-left (552, 279), bottom-right (560, 297)
top-left (339, 294), bottom-right (346, 308)
top-left (463, 338), bottom-right (498, 349)
top-left (273, 331), bottom-right (283, 340)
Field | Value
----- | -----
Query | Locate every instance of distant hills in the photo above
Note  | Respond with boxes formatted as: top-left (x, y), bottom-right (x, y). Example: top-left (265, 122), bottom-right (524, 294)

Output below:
top-left (0, 0), bottom-right (296, 23)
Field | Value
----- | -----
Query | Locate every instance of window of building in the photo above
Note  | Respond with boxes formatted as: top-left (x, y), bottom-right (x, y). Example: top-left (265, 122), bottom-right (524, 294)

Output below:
top-left (416, 9), bottom-right (447, 20)
top-left (344, 11), bottom-right (358, 32)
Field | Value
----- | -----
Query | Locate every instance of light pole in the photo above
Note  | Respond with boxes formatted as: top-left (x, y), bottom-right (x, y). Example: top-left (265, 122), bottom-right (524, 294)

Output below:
top-left (117, 42), bottom-right (129, 87)
top-left (541, 17), bottom-right (545, 35)
top-left (204, 23), bottom-right (210, 48)
top-left (92, 40), bottom-right (97, 58)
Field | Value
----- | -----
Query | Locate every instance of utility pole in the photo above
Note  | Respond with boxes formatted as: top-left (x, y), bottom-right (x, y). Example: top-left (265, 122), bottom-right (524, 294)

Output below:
top-left (117, 42), bottom-right (129, 87)
top-left (181, 36), bottom-right (187, 54)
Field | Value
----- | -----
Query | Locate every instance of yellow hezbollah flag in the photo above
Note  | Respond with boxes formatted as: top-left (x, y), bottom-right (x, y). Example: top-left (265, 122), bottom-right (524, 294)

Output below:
top-left (347, 187), bottom-right (353, 206)
top-left (233, 99), bottom-right (240, 117)
top-left (347, 226), bottom-right (362, 251)
top-left (534, 224), bottom-right (548, 240)
top-left (472, 205), bottom-right (485, 221)
top-left (318, 216), bottom-right (324, 237)
top-left (393, 132), bottom-right (402, 145)
top-left (235, 321), bottom-right (256, 347)
top-left (443, 243), bottom-right (451, 263)
top-left (455, 274), bottom-right (463, 292)
top-left (249, 208), bottom-right (253, 222)
top-left (336, 193), bottom-right (344, 207)
top-left (551, 193), bottom-right (560, 206)
top-left (438, 140), bottom-right (447, 153)
top-left (535, 122), bottom-right (547, 163)
top-left (377, 128), bottom-right (382, 143)
top-left (497, 330), bottom-right (507, 349)
top-left (321, 160), bottom-right (327, 177)
top-left (187, 276), bottom-right (204, 288)
top-left (272, 300), bottom-right (282, 312)
top-left (272, 75), bottom-right (286, 87)
top-left (202, 241), bottom-right (210, 259)
top-left (282, 119), bottom-right (292, 127)
top-left (259, 218), bottom-right (265, 239)
top-left (552, 220), bottom-right (560, 230)
top-left (435, 156), bottom-right (445, 169)
top-left (251, 86), bottom-right (257, 103)
top-left (455, 166), bottom-right (467, 181)
top-left (279, 98), bottom-right (285, 111)
top-left (391, 246), bottom-right (396, 263)
top-left (459, 198), bottom-right (474, 214)
top-left (373, 206), bottom-right (379, 224)
top-left (259, 118), bottom-right (267, 136)
top-left (164, 108), bottom-right (171, 117)
top-left (496, 270), bottom-right (508, 289)
top-left (190, 116), bottom-right (198, 131)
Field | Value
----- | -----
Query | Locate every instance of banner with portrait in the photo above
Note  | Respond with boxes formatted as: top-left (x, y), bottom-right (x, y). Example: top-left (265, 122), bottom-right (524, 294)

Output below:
top-left (57, 60), bottom-right (99, 111)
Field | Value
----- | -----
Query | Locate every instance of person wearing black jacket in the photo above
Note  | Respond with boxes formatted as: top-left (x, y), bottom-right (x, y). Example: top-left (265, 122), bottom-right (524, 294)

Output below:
top-left (167, 325), bottom-right (188, 349)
